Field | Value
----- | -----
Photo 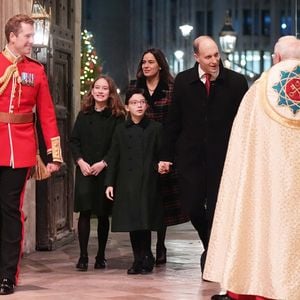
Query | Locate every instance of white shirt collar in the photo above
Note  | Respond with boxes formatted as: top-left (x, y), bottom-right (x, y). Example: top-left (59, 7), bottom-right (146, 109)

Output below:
top-left (197, 64), bottom-right (219, 81)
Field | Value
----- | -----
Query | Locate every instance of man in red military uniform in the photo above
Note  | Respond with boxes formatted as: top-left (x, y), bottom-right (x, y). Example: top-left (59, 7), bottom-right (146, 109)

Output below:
top-left (0, 14), bottom-right (63, 295)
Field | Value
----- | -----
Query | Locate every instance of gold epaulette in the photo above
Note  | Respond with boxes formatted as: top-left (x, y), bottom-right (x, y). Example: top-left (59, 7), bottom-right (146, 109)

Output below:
top-left (0, 47), bottom-right (22, 96)
top-left (2, 46), bottom-right (22, 64)
top-left (0, 64), bottom-right (18, 95)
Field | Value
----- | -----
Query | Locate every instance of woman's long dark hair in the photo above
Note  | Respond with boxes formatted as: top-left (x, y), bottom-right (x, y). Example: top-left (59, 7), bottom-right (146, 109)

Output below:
top-left (81, 75), bottom-right (125, 117)
top-left (136, 48), bottom-right (174, 85)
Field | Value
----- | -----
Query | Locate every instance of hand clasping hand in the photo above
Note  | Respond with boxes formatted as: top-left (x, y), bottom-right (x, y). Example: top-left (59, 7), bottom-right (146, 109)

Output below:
top-left (158, 161), bottom-right (173, 174)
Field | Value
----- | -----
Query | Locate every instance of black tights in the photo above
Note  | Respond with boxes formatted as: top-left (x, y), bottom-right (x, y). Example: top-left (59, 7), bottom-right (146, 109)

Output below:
top-left (78, 210), bottom-right (109, 259)
top-left (129, 230), bottom-right (152, 262)
top-left (156, 226), bottom-right (166, 249)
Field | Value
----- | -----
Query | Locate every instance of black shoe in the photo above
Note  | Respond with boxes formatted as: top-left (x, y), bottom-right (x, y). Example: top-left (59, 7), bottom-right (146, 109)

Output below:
top-left (141, 254), bottom-right (155, 274)
top-left (140, 268), bottom-right (152, 274)
top-left (0, 278), bottom-right (14, 295)
top-left (155, 245), bottom-right (167, 265)
top-left (94, 257), bottom-right (107, 269)
top-left (211, 294), bottom-right (233, 300)
top-left (76, 256), bottom-right (88, 271)
top-left (127, 261), bottom-right (142, 275)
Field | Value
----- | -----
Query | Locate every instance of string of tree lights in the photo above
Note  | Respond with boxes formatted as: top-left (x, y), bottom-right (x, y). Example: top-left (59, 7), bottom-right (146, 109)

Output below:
top-left (80, 30), bottom-right (102, 96)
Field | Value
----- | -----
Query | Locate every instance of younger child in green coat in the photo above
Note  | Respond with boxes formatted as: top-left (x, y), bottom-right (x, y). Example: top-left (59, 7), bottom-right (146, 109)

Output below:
top-left (105, 88), bottom-right (163, 275)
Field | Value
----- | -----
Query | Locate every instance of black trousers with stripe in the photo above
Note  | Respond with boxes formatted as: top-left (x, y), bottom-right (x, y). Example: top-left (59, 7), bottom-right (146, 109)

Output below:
top-left (0, 167), bottom-right (28, 285)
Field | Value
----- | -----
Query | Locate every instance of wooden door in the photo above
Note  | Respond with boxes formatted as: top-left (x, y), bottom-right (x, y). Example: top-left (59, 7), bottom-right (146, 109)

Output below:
top-left (36, 0), bottom-right (75, 250)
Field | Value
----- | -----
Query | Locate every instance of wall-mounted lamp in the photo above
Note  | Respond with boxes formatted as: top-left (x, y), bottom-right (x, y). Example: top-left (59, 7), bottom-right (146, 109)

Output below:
top-left (219, 10), bottom-right (237, 55)
top-left (31, 0), bottom-right (50, 61)
top-left (219, 11), bottom-right (260, 82)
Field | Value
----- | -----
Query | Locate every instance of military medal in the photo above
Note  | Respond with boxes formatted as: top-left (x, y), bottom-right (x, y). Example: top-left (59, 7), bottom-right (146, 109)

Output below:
top-left (21, 72), bottom-right (35, 86)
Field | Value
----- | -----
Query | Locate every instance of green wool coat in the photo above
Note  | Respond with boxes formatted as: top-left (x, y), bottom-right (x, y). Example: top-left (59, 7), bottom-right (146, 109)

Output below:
top-left (105, 117), bottom-right (164, 232)
top-left (69, 108), bottom-right (124, 215)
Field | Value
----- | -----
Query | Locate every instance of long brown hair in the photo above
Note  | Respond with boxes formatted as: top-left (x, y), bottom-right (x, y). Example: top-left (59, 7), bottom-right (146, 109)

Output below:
top-left (81, 75), bottom-right (125, 117)
top-left (136, 48), bottom-right (174, 85)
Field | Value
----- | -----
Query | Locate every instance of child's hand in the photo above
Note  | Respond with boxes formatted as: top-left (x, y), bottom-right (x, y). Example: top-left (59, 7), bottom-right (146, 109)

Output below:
top-left (90, 160), bottom-right (107, 176)
top-left (77, 158), bottom-right (91, 176)
top-left (105, 186), bottom-right (114, 201)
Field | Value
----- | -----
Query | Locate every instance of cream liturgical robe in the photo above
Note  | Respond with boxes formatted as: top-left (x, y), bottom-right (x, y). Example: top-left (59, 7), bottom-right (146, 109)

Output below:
top-left (203, 59), bottom-right (300, 300)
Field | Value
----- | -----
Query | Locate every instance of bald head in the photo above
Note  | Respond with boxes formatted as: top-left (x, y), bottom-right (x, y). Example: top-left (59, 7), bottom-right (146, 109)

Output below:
top-left (193, 35), bottom-right (220, 76)
top-left (193, 36), bottom-right (219, 55)
top-left (273, 35), bottom-right (300, 63)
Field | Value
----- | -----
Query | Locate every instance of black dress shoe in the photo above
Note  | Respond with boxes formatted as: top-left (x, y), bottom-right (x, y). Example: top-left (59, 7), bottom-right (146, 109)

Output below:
top-left (211, 294), bottom-right (233, 300)
top-left (0, 278), bottom-right (14, 295)
top-left (76, 256), bottom-right (88, 271)
top-left (155, 245), bottom-right (167, 265)
top-left (94, 257), bottom-right (107, 269)
top-left (140, 255), bottom-right (155, 274)
top-left (127, 261), bottom-right (142, 275)
top-left (142, 254), bottom-right (155, 273)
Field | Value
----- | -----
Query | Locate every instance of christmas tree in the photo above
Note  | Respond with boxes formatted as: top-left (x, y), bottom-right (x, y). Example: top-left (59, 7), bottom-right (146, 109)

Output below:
top-left (80, 29), bottom-right (101, 96)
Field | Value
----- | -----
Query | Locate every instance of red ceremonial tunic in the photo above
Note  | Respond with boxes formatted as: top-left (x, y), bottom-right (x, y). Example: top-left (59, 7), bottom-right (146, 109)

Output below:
top-left (0, 51), bottom-right (60, 168)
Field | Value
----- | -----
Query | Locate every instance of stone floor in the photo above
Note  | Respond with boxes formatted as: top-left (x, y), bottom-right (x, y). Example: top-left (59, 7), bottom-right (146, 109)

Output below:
top-left (12, 222), bottom-right (220, 299)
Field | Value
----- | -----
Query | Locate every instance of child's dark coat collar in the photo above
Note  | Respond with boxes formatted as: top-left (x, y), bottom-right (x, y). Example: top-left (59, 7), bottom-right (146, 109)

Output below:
top-left (125, 117), bottom-right (150, 129)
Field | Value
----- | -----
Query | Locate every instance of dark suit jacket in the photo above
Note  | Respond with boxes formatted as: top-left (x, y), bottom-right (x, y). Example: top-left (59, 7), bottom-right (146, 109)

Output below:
top-left (161, 62), bottom-right (248, 225)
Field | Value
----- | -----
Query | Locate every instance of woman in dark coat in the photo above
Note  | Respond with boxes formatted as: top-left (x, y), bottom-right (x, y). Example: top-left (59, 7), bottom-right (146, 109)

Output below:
top-left (132, 48), bottom-right (189, 265)
top-left (69, 75), bottom-right (125, 271)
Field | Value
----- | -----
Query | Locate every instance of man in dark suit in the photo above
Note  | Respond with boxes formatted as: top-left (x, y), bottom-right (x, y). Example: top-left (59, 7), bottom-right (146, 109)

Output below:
top-left (158, 35), bottom-right (248, 273)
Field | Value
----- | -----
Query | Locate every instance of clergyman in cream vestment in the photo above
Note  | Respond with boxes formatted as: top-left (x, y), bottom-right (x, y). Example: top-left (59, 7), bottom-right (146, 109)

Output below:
top-left (203, 59), bottom-right (300, 300)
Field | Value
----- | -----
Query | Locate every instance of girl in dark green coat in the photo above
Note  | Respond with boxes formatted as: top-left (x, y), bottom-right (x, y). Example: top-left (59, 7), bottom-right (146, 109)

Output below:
top-left (105, 88), bottom-right (163, 275)
top-left (69, 75), bottom-right (125, 271)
